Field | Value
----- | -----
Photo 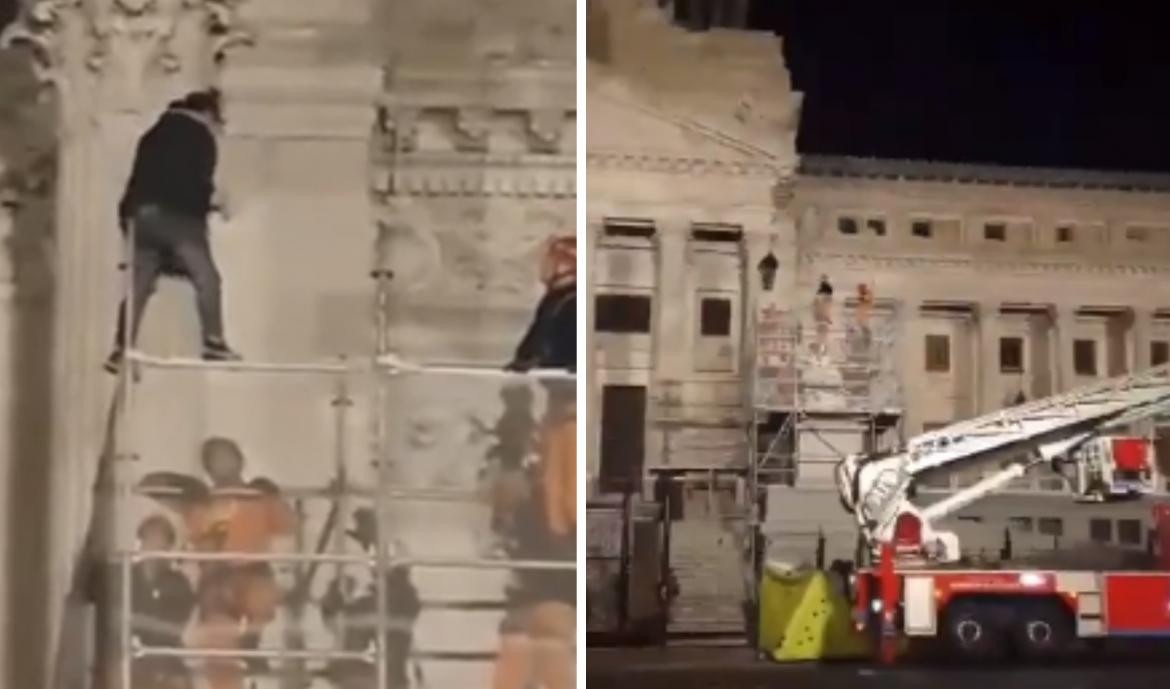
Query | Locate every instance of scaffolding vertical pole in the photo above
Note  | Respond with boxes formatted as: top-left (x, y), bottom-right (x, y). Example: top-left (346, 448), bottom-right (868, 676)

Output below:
top-left (372, 343), bottom-right (391, 689)
top-left (116, 221), bottom-right (138, 689)
top-left (371, 128), bottom-right (400, 686)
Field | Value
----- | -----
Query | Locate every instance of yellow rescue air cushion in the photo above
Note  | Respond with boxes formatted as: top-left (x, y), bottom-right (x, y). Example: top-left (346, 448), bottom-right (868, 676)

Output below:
top-left (757, 567), bottom-right (872, 661)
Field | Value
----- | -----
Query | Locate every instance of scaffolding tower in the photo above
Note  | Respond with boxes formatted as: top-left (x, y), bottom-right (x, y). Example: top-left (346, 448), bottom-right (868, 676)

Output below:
top-left (97, 221), bottom-right (575, 688)
top-left (747, 300), bottom-right (903, 569)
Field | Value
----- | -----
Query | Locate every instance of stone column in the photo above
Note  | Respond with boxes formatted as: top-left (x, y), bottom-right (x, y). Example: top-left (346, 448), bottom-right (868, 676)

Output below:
top-left (586, 220), bottom-right (603, 494)
top-left (769, 173), bottom-right (800, 309)
top-left (1132, 307), bottom-right (1154, 373)
top-left (742, 227), bottom-right (775, 406)
top-left (3, 3), bottom-right (253, 687)
top-left (975, 301), bottom-right (1000, 413)
top-left (893, 297), bottom-right (920, 435)
top-left (1051, 304), bottom-right (1077, 393)
top-left (654, 219), bottom-right (691, 379)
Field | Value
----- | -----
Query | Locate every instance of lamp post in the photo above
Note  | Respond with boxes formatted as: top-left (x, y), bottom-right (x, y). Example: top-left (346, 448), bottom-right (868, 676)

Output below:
top-left (757, 250), bottom-right (778, 292)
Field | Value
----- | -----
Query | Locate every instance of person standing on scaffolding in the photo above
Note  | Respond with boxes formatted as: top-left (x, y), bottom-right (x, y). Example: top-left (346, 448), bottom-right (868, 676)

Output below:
top-left (492, 235), bottom-right (576, 689)
top-left (105, 88), bottom-right (241, 373)
top-left (812, 275), bottom-right (834, 360)
top-left (140, 437), bottom-right (295, 689)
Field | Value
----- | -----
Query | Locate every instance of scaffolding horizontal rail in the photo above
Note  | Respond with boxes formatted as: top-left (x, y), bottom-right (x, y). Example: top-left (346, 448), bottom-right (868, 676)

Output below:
top-left (125, 351), bottom-right (359, 374)
top-left (135, 646), bottom-right (373, 662)
top-left (124, 350), bottom-right (577, 382)
top-left (124, 551), bottom-right (575, 570)
top-left (134, 484), bottom-right (486, 503)
top-left (376, 354), bottom-right (576, 381)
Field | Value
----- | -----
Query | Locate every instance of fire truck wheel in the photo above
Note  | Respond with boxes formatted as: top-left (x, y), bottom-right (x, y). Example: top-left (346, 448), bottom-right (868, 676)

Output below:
top-left (1011, 602), bottom-right (1072, 661)
top-left (942, 601), bottom-right (1005, 662)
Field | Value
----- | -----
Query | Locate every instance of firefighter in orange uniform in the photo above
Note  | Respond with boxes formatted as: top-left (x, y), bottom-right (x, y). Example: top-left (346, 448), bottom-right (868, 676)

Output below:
top-left (141, 437), bottom-right (296, 689)
top-left (494, 236), bottom-right (576, 689)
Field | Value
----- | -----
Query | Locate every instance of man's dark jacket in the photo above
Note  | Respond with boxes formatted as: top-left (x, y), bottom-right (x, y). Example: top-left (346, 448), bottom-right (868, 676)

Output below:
top-left (511, 282), bottom-right (575, 371)
top-left (119, 107), bottom-right (216, 223)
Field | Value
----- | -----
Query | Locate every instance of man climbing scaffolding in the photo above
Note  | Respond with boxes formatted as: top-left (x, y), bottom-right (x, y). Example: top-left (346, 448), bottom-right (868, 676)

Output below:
top-left (493, 235), bottom-right (576, 689)
top-left (106, 88), bottom-right (241, 373)
top-left (140, 437), bottom-right (295, 689)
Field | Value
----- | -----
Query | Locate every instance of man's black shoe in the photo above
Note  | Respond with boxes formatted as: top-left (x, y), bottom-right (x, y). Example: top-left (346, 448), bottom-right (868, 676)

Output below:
top-left (202, 340), bottom-right (242, 362)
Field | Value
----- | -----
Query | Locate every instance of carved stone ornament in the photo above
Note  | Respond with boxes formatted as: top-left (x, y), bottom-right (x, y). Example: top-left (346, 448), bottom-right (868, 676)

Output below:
top-left (379, 107), bottom-right (419, 154)
top-left (526, 108), bottom-right (563, 154)
top-left (770, 173), bottom-right (796, 211)
top-left (452, 107), bottom-right (491, 153)
top-left (0, 0), bottom-right (251, 88)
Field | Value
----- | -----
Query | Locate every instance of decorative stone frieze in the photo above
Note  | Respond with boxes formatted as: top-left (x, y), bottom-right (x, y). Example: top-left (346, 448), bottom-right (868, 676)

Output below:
top-left (371, 103), bottom-right (576, 198)
top-left (806, 251), bottom-right (1170, 276)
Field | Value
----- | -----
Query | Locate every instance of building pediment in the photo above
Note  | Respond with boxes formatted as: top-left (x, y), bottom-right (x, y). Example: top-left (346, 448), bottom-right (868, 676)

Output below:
top-left (587, 69), bottom-right (792, 177)
top-left (586, 0), bottom-right (800, 175)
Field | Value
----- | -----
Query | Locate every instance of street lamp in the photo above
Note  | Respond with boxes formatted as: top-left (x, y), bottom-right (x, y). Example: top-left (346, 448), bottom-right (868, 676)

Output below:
top-left (757, 249), bottom-right (779, 291)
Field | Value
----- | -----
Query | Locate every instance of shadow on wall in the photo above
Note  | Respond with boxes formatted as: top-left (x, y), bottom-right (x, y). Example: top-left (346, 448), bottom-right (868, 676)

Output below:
top-left (0, 41), bottom-right (57, 689)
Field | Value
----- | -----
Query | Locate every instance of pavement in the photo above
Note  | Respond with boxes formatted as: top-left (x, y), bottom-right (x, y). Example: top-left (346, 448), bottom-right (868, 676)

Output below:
top-left (586, 646), bottom-right (1170, 689)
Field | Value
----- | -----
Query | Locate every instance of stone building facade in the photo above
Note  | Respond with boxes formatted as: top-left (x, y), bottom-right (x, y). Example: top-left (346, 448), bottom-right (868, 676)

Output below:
top-left (587, 0), bottom-right (1170, 632)
top-left (0, 0), bottom-right (574, 686)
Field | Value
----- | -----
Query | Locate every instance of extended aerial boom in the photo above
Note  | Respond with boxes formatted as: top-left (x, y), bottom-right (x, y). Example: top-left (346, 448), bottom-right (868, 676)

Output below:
top-left (836, 363), bottom-right (1170, 562)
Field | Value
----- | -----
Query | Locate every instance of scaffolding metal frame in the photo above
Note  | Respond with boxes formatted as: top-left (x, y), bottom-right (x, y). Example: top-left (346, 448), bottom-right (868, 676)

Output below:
top-left (108, 219), bottom-right (576, 688)
top-left (746, 301), bottom-right (905, 579)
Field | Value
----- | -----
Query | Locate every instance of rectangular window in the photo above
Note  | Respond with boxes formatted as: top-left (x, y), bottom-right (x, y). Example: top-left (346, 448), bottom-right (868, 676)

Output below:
top-left (1074, 339), bottom-right (1098, 376)
top-left (595, 294), bottom-right (652, 334)
top-left (1118, 519), bottom-right (1143, 545)
top-left (984, 223), bottom-right (1007, 241)
top-left (911, 220), bottom-right (933, 238)
top-left (999, 337), bottom-right (1024, 373)
top-left (837, 217), bottom-right (859, 235)
top-left (1056, 226), bottom-right (1073, 243)
top-left (599, 385), bottom-right (647, 493)
top-left (1008, 516), bottom-right (1034, 533)
top-left (603, 219), bottom-right (656, 239)
top-left (1126, 226), bottom-right (1149, 242)
top-left (925, 334), bottom-right (951, 372)
top-left (699, 297), bottom-right (732, 337)
top-left (1089, 518), bottom-right (1112, 543)
top-left (867, 218), bottom-right (887, 236)
top-left (1038, 517), bottom-right (1064, 537)
top-left (691, 226), bottom-right (742, 243)
top-left (1152, 341), bottom-right (1170, 367)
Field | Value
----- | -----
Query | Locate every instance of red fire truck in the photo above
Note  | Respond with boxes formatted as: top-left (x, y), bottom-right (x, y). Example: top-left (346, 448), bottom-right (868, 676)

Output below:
top-left (835, 364), bottom-right (1170, 662)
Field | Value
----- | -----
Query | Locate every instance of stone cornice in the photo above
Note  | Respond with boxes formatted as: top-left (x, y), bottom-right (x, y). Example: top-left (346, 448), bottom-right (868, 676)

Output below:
top-left (372, 154), bottom-right (575, 199)
top-left (801, 154), bottom-right (1170, 196)
top-left (381, 64), bottom-right (574, 112)
top-left (587, 149), bottom-right (780, 178)
top-left (805, 250), bottom-right (1170, 276)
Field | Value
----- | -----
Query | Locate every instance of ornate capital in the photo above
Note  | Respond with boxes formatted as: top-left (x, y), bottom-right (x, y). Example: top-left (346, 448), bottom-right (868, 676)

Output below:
top-left (1, 0), bottom-right (252, 104)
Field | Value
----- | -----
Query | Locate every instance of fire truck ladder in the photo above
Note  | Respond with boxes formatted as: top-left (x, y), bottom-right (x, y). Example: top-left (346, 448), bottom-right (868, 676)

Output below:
top-left (101, 227), bottom-right (575, 689)
top-left (837, 362), bottom-right (1170, 561)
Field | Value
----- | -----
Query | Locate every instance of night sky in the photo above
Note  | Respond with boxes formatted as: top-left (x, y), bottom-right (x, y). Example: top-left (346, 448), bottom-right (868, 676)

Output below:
top-left (5, 2), bottom-right (1170, 173)
top-left (749, 2), bottom-right (1170, 173)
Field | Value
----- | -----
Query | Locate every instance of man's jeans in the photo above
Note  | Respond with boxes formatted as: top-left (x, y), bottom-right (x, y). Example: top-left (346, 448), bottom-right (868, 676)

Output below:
top-left (113, 205), bottom-right (225, 350)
